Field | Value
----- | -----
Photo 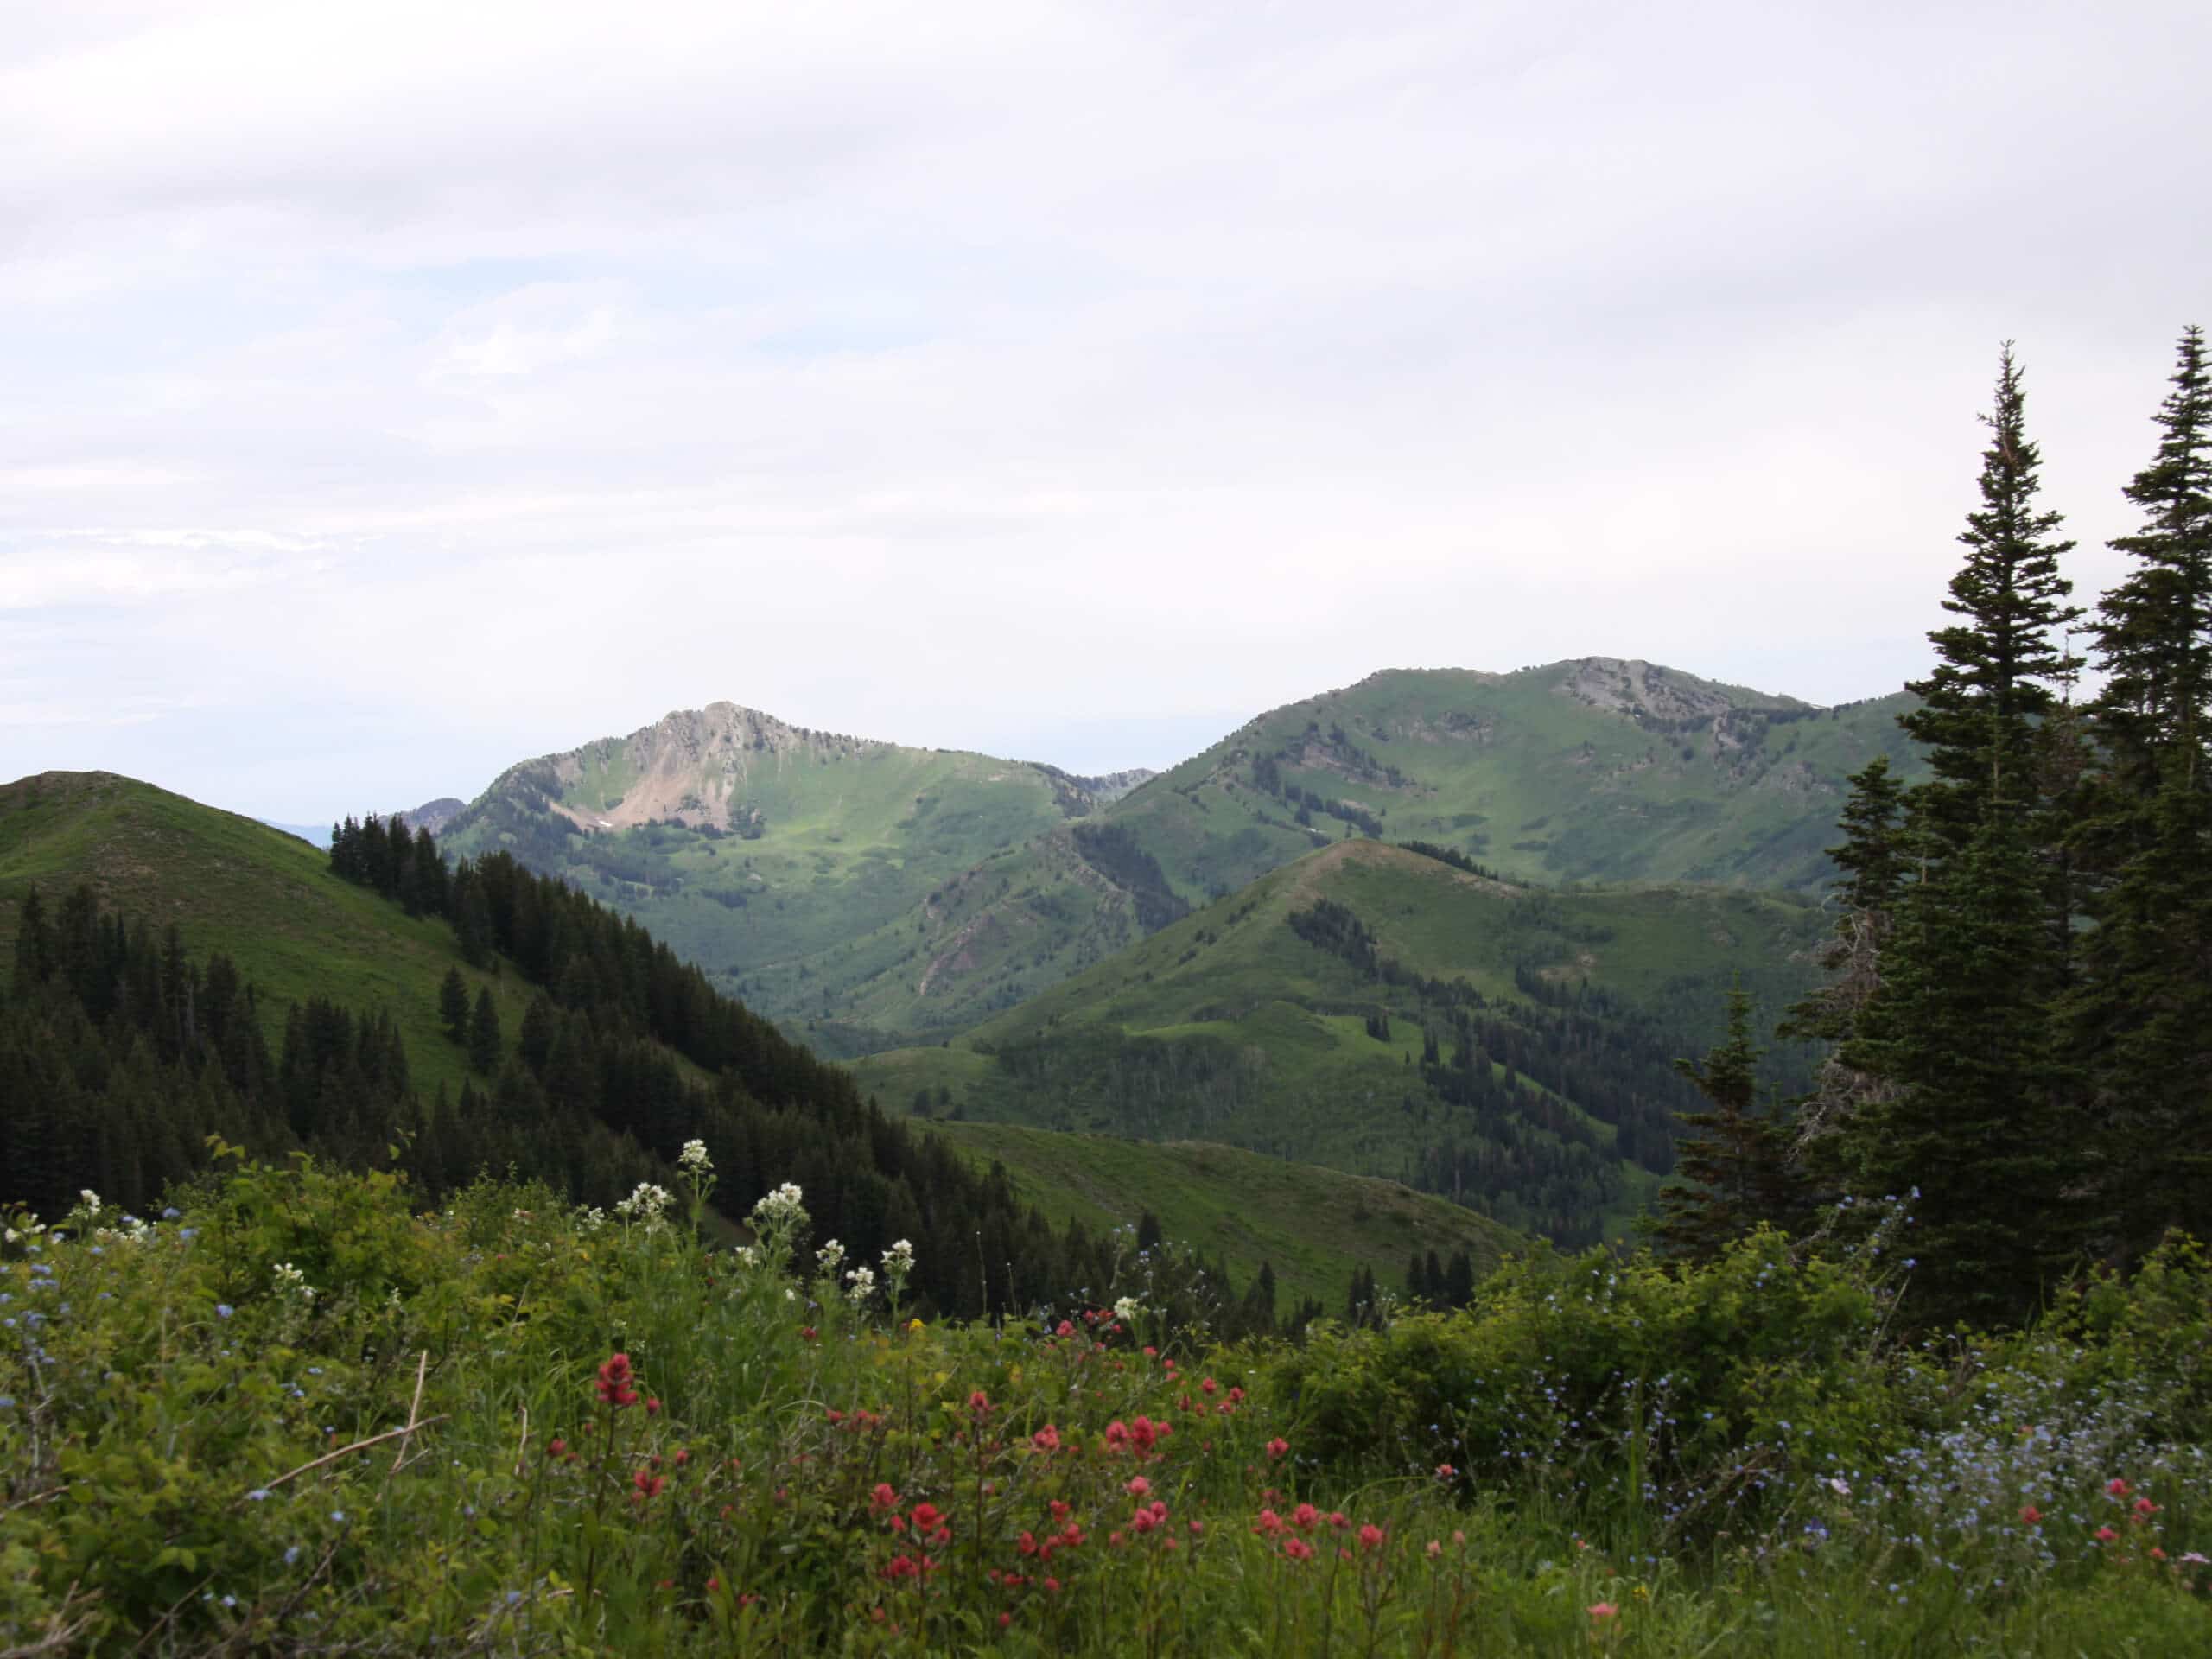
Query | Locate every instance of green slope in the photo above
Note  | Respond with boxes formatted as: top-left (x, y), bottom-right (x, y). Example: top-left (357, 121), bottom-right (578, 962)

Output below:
top-left (1118, 660), bottom-right (1920, 896)
top-left (1, 770), bottom-right (1535, 1294)
top-left (437, 704), bottom-right (1162, 1055)
top-left (433, 661), bottom-right (1911, 1050)
top-left (854, 839), bottom-right (1827, 1244)
top-left (0, 772), bottom-right (540, 1096)
top-left (927, 1120), bottom-right (1526, 1311)
top-left (829, 663), bottom-right (1912, 1036)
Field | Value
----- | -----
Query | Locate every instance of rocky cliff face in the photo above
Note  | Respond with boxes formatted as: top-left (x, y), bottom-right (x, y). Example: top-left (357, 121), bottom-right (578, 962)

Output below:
top-left (1066, 768), bottom-right (1156, 805)
top-left (391, 798), bottom-right (467, 835)
top-left (1553, 657), bottom-right (1805, 723)
top-left (527, 703), bottom-right (923, 833)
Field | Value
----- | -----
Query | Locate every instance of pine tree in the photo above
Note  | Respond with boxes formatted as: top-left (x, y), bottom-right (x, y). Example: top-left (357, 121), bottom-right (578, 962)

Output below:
top-left (438, 968), bottom-right (470, 1043)
top-left (2067, 326), bottom-right (2212, 1263)
top-left (1443, 1249), bottom-right (1475, 1308)
top-left (1900, 344), bottom-right (2083, 859)
top-left (1843, 805), bottom-right (2081, 1325)
top-left (1655, 987), bottom-right (1802, 1261)
top-left (2090, 326), bottom-right (2212, 790)
top-left (1780, 757), bottom-right (1909, 1155)
top-left (467, 986), bottom-right (502, 1077)
top-left (1821, 346), bottom-right (2092, 1324)
top-left (10, 887), bottom-right (54, 998)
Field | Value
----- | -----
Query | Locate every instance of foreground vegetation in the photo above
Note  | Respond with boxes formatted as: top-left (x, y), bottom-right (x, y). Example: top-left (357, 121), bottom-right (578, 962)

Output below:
top-left (3, 1154), bottom-right (2207, 1654)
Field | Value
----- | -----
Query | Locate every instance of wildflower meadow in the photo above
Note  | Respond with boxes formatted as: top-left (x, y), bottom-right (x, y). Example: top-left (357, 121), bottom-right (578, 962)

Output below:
top-left (3, 1146), bottom-right (2209, 1654)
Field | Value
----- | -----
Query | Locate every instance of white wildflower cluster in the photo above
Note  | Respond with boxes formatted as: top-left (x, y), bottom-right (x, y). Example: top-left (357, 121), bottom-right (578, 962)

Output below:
top-left (745, 1181), bottom-right (810, 1273)
top-left (573, 1205), bottom-right (608, 1235)
top-left (93, 1216), bottom-right (153, 1249)
top-left (881, 1238), bottom-right (915, 1277)
top-left (732, 1245), bottom-right (760, 1269)
top-left (677, 1138), bottom-right (713, 1176)
top-left (79, 1189), bottom-right (103, 1217)
top-left (816, 1238), bottom-right (846, 1275)
top-left (1113, 1294), bottom-right (1143, 1325)
top-left (273, 1262), bottom-right (315, 1304)
top-left (614, 1183), bottom-right (674, 1228)
top-left (751, 1183), bottom-right (806, 1228)
top-left (844, 1264), bottom-right (878, 1306)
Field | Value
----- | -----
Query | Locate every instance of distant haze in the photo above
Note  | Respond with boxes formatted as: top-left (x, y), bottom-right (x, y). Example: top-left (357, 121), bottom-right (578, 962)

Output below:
top-left (4, 1), bottom-right (2206, 820)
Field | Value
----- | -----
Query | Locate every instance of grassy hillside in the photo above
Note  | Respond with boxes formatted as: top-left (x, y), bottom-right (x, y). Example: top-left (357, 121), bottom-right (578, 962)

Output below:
top-left (437, 704), bottom-right (1162, 1054)
top-left (0, 769), bottom-right (1532, 1296)
top-left (827, 662), bottom-right (1910, 1034)
top-left (429, 662), bottom-right (1911, 1050)
top-left (0, 772), bottom-right (540, 1096)
top-left (929, 1120), bottom-right (1526, 1311)
top-left (1116, 659), bottom-right (1920, 895)
top-left (855, 840), bottom-right (1827, 1243)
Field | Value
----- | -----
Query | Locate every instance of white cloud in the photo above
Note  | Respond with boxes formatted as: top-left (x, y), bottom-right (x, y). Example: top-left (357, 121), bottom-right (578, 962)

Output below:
top-left (2, 0), bottom-right (2206, 817)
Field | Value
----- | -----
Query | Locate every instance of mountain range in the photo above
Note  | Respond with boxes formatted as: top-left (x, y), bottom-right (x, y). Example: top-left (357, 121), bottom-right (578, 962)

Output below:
top-left (438, 657), bottom-right (1916, 1052)
top-left (0, 769), bottom-right (1517, 1301)
top-left (4, 652), bottom-right (1922, 1253)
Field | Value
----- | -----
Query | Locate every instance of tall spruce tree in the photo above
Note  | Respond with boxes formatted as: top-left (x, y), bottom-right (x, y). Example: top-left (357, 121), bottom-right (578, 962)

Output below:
top-left (438, 967), bottom-right (470, 1043)
top-left (2067, 326), bottom-right (2212, 1263)
top-left (1656, 987), bottom-right (1802, 1261)
top-left (1899, 344), bottom-right (2083, 857)
top-left (1833, 345), bottom-right (2090, 1324)
top-left (1841, 806), bottom-right (2078, 1325)
top-left (1779, 756), bottom-right (1909, 1156)
top-left (467, 986), bottom-right (502, 1077)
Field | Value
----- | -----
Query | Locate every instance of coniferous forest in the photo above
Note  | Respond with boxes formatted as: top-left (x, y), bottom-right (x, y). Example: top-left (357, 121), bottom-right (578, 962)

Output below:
top-left (1653, 331), bottom-right (2211, 1332)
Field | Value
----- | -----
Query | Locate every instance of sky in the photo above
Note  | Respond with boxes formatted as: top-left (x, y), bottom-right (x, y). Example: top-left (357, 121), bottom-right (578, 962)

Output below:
top-left (3, 1), bottom-right (2208, 822)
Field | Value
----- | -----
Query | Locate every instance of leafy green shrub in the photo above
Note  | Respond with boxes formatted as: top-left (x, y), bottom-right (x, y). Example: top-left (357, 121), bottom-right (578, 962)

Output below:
top-left (4, 1161), bottom-right (2209, 1654)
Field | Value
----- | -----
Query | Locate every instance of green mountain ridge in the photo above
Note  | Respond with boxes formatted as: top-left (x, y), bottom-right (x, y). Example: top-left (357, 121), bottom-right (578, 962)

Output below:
top-left (0, 771), bottom-right (541, 1098)
top-left (3, 767), bottom-right (1535, 1292)
top-left (853, 836), bottom-right (1828, 1245)
top-left (436, 659), bottom-right (1919, 1052)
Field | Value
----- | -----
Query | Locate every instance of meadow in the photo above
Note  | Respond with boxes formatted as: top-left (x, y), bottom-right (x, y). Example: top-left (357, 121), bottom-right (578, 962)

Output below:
top-left (4, 1150), bottom-right (2207, 1654)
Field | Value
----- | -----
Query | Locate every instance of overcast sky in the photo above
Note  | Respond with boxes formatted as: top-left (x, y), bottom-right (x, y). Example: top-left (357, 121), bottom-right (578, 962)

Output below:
top-left (4, 1), bottom-right (2207, 821)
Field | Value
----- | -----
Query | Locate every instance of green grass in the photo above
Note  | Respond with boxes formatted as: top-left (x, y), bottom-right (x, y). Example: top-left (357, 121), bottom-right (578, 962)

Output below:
top-left (429, 664), bottom-right (1919, 1051)
top-left (8, 1159), bottom-right (2208, 1654)
top-left (853, 840), bottom-right (1822, 1241)
top-left (925, 1120), bottom-right (1526, 1311)
top-left (0, 771), bottom-right (543, 1096)
top-left (438, 710), bottom-right (1116, 1047)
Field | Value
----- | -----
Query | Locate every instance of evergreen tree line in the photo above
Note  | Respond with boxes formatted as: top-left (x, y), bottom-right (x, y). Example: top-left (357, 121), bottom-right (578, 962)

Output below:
top-left (1659, 330), bottom-right (2212, 1329)
top-left (1287, 894), bottom-right (1734, 1243)
top-left (3, 883), bottom-right (682, 1221)
top-left (2, 874), bottom-right (1329, 1336)
top-left (326, 812), bottom-right (1336, 1332)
